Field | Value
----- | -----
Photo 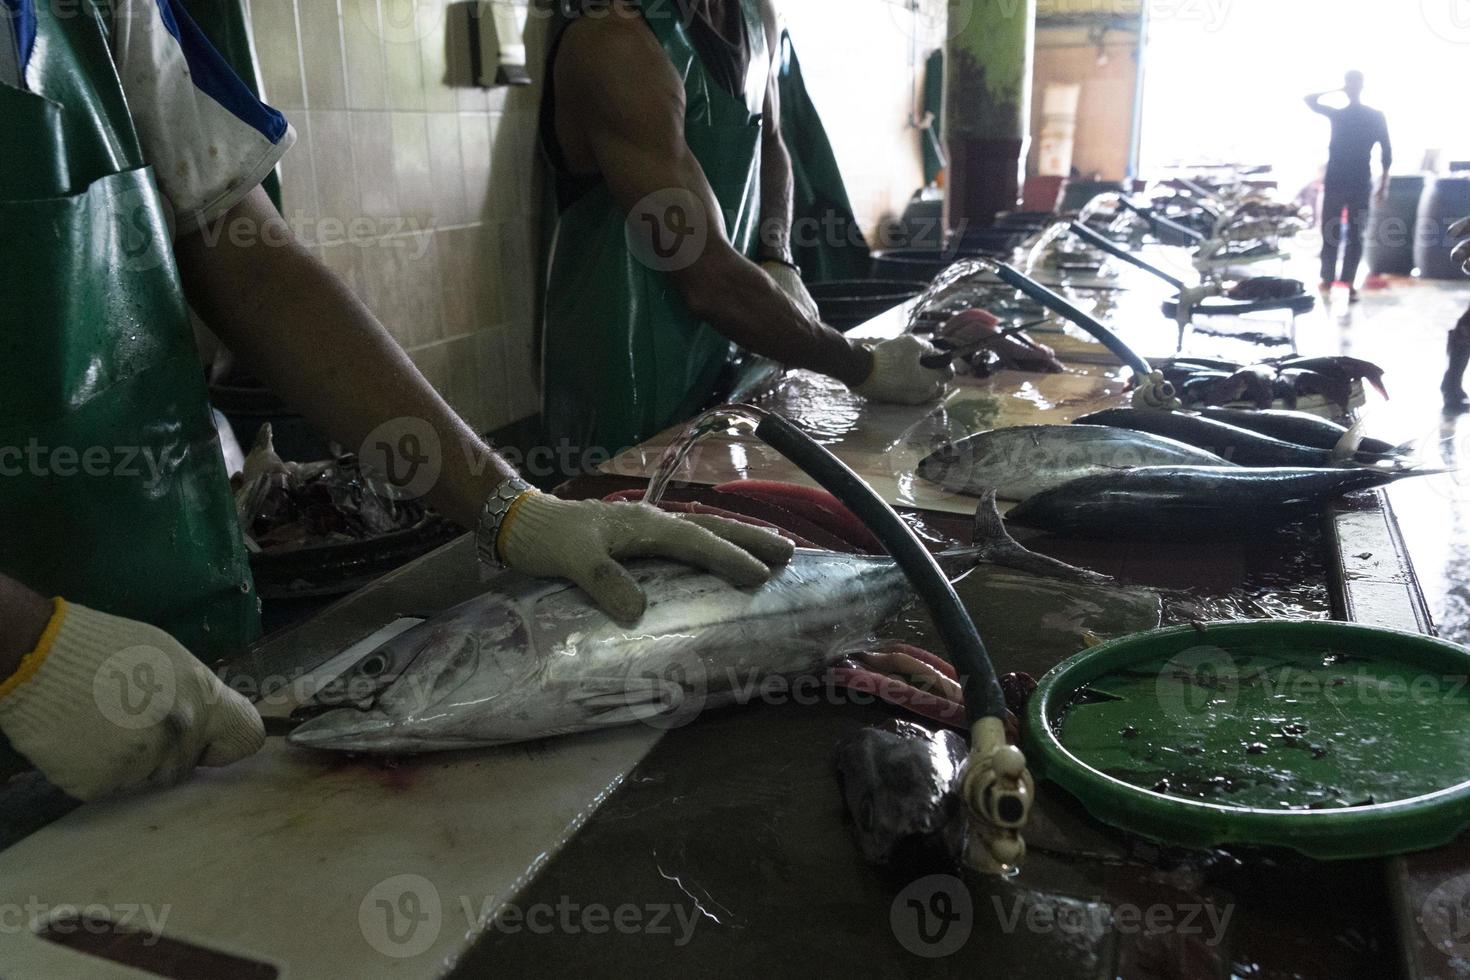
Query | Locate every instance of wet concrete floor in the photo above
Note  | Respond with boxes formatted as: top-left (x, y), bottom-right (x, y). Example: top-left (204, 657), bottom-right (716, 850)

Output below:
top-left (1307, 275), bottom-right (1470, 646)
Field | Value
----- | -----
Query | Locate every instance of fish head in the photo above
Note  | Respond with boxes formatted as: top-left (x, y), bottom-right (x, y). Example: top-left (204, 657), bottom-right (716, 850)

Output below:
top-left (918, 436), bottom-right (984, 487)
top-left (836, 721), bottom-right (969, 868)
top-left (290, 593), bottom-right (540, 752)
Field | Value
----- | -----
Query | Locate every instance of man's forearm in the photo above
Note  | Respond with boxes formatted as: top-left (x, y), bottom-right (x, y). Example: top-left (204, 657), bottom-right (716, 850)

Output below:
top-left (0, 574), bottom-right (53, 681)
top-left (175, 190), bottom-right (517, 529)
top-left (679, 248), bottom-right (871, 385)
top-left (758, 130), bottom-right (795, 262)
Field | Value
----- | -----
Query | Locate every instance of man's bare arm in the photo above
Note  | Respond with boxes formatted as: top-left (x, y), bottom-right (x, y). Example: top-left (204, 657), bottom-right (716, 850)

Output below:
top-left (756, 1), bottom-right (794, 261)
top-left (174, 188), bottom-right (518, 529)
top-left (554, 9), bottom-right (870, 385)
top-left (1303, 91), bottom-right (1334, 115)
top-left (0, 574), bottom-right (53, 681)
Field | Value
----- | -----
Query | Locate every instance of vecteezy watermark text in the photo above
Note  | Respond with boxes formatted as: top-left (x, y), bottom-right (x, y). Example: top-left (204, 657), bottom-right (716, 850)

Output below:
top-left (0, 899), bottom-right (172, 943)
top-left (0, 441), bottom-right (168, 486)
top-left (359, 875), bottom-right (701, 959)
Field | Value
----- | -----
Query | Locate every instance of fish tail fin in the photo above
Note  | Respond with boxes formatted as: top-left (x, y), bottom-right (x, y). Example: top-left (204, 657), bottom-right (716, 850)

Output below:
top-left (960, 491), bottom-right (1113, 586)
top-left (1331, 416), bottom-right (1369, 465)
top-left (1392, 438), bottom-right (1418, 457)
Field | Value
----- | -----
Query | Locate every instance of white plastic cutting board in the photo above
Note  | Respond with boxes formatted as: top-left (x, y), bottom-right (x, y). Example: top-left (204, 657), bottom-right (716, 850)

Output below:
top-left (0, 729), bottom-right (662, 978)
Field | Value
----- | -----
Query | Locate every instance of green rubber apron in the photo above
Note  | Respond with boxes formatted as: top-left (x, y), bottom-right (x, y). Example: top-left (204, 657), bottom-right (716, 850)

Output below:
top-left (0, 0), bottom-right (260, 659)
top-left (541, 0), bottom-right (769, 458)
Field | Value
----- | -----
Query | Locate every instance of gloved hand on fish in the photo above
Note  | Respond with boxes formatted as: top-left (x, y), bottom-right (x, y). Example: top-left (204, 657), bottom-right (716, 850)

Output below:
top-left (288, 490), bottom-right (1108, 754)
top-left (1149, 355), bottom-right (1388, 413)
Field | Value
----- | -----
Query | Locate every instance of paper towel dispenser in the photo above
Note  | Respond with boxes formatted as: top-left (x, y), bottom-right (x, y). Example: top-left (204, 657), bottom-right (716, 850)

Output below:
top-left (472, 1), bottom-right (531, 87)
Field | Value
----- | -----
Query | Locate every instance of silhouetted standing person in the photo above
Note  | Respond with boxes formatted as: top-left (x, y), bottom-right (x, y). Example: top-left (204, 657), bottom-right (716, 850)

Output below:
top-left (1444, 216), bottom-right (1470, 413)
top-left (1305, 71), bottom-right (1392, 302)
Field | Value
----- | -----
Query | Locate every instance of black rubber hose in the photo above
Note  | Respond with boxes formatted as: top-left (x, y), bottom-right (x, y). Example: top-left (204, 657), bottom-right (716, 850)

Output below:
top-left (1068, 221), bottom-right (1185, 291)
top-left (1117, 197), bottom-right (1206, 245)
top-left (990, 262), bottom-right (1156, 379)
top-left (754, 411), bottom-right (1006, 724)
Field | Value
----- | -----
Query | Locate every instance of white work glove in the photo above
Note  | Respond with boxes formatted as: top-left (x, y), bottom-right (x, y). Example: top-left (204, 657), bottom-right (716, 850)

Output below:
top-left (851, 335), bottom-right (954, 405)
top-left (1450, 215), bottom-right (1470, 273)
top-left (0, 601), bottom-right (265, 801)
top-left (762, 260), bottom-right (822, 322)
top-left (498, 495), bottom-right (796, 622)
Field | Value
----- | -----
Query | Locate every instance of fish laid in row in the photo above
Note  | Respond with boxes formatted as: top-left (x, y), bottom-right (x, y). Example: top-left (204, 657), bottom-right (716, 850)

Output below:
top-left (1073, 408), bottom-right (1394, 467)
top-left (1196, 408), bottom-right (1407, 458)
top-left (917, 424), bottom-right (1231, 501)
top-left (1005, 465), bottom-right (1431, 538)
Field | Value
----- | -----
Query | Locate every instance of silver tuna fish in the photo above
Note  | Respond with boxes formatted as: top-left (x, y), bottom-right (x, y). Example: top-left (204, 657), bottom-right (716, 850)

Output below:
top-left (289, 497), bottom-right (1106, 754)
top-left (917, 424), bottom-right (1232, 500)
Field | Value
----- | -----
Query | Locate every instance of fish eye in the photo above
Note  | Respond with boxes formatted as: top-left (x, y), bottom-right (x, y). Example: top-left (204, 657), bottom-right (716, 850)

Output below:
top-left (359, 653), bottom-right (389, 677)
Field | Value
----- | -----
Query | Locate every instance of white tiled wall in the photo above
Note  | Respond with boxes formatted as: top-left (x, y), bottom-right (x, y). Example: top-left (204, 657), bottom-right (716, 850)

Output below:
top-left (244, 0), bottom-right (542, 434)
top-left (243, 0), bottom-right (943, 434)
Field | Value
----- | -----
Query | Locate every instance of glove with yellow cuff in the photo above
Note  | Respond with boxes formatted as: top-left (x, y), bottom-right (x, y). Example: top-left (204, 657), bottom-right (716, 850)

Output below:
top-left (0, 600), bottom-right (265, 801)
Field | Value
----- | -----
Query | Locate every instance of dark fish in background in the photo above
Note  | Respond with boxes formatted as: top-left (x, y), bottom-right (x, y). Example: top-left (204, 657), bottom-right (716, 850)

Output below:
top-left (1229, 365), bottom-right (1279, 409)
top-left (1198, 408), bottom-right (1407, 457)
top-left (1272, 373), bottom-right (1300, 410)
top-left (1006, 465), bottom-right (1433, 539)
top-left (1179, 372), bottom-right (1246, 407)
top-left (1274, 355), bottom-right (1390, 400)
top-left (1281, 368), bottom-right (1353, 415)
top-left (1073, 409), bottom-right (1347, 467)
top-left (1227, 276), bottom-right (1305, 301)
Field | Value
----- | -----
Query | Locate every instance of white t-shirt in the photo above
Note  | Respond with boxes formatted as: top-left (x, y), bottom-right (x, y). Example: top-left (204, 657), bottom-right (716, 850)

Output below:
top-left (9, 0), bottom-right (295, 232)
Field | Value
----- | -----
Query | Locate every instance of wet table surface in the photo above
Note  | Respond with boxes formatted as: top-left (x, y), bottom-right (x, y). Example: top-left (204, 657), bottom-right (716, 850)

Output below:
top-left (437, 475), bottom-right (1399, 980)
top-left (2, 246), bottom-right (1465, 979)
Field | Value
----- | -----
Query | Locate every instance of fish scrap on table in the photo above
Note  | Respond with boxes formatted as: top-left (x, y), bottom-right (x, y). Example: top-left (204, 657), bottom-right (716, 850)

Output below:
top-left (837, 676), bottom-right (1041, 870)
top-left (1149, 355), bottom-right (1388, 412)
top-left (929, 309), bottom-right (1066, 376)
top-left (232, 423), bottom-right (434, 551)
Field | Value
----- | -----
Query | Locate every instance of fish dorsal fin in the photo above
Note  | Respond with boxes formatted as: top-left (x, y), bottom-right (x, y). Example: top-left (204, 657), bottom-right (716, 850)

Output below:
top-left (965, 491), bottom-right (1113, 586)
top-left (971, 490), bottom-right (1012, 550)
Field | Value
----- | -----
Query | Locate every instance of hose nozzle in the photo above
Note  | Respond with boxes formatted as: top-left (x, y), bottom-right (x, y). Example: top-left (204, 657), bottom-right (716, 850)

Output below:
top-left (1130, 371), bottom-right (1181, 411)
top-left (961, 717), bottom-right (1034, 875)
